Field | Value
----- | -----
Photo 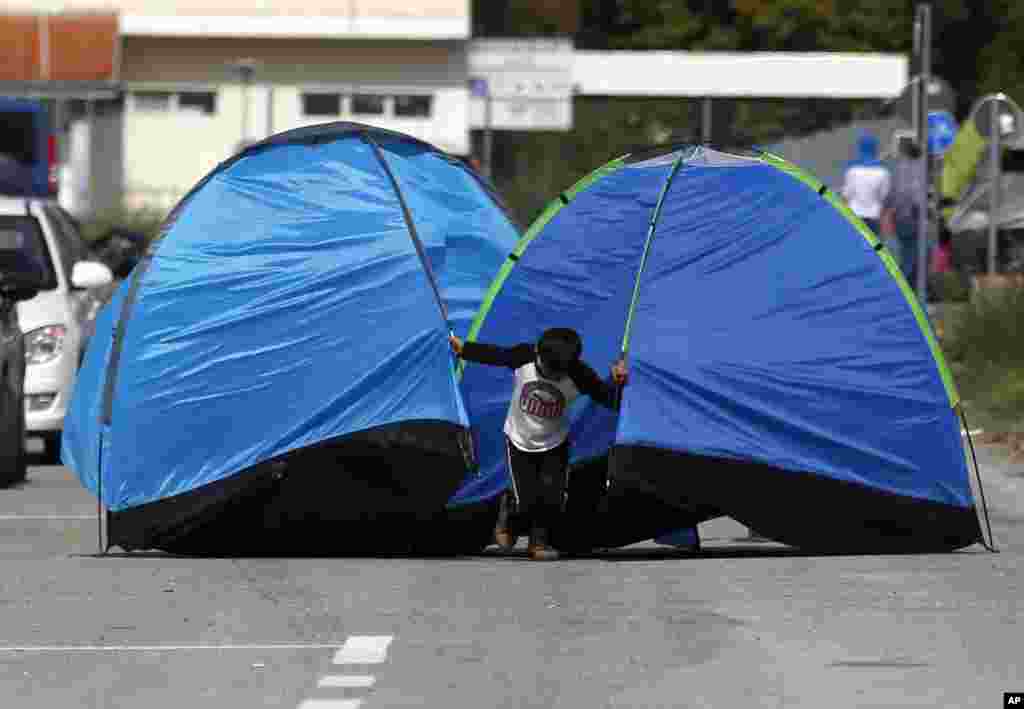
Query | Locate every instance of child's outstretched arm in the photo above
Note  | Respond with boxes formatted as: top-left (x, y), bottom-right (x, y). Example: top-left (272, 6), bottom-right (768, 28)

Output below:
top-left (569, 358), bottom-right (628, 410)
top-left (450, 334), bottom-right (534, 369)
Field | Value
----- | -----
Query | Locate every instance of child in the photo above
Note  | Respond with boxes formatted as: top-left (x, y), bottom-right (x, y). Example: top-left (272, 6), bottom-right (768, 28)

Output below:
top-left (450, 328), bottom-right (628, 561)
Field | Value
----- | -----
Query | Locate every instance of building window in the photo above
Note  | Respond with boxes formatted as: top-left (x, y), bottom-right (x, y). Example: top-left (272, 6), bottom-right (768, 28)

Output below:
top-left (302, 92), bottom-right (341, 117)
top-left (394, 95), bottom-right (433, 118)
top-left (179, 91), bottom-right (217, 115)
top-left (351, 94), bottom-right (385, 116)
top-left (134, 91), bottom-right (172, 112)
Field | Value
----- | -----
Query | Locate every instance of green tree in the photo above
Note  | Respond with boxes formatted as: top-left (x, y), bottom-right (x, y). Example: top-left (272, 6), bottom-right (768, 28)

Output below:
top-left (480, 0), bottom-right (1018, 224)
top-left (974, 1), bottom-right (1024, 109)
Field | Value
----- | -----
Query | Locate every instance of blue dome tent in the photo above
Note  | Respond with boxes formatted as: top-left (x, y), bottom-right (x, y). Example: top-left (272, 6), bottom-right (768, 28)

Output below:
top-left (452, 144), bottom-right (988, 553)
top-left (63, 123), bottom-right (519, 553)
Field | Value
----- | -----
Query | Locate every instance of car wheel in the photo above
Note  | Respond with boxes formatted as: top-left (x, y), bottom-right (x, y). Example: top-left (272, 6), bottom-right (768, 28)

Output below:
top-left (0, 378), bottom-right (24, 485)
top-left (13, 394), bottom-right (26, 481)
top-left (40, 432), bottom-right (62, 466)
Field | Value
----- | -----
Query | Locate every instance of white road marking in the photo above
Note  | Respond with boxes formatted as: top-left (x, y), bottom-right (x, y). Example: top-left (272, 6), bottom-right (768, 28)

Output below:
top-left (0, 643), bottom-right (344, 652)
top-left (317, 675), bottom-right (376, 689)
top-left (297, 701), bottom-right (362, 709)
top-left (0, 515), bottom-right (96, 520)
top-left (331, 636), bottom-right (393, 665)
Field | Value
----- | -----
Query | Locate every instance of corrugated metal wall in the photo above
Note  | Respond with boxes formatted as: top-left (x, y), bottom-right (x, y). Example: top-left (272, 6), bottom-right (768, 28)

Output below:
top-left (0, 13), bottom-right (118, 82)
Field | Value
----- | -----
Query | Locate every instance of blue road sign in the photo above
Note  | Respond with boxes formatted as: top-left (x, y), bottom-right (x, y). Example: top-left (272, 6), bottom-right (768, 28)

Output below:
top-left (928, 110), bottom-right (958, 155)
top-left (469, 78), bottom-right (489, 98)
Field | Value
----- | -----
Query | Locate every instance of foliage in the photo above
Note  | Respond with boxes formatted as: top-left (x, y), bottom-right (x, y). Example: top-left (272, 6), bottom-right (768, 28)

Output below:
top-left (929, 271), bottom-right (970, 303)
top-left (473, 1), bottom-right (1024, 223)
top-left (77, 206), bottom-right (166, 246)
top-left (944, 286), bottom-right (1024, 418)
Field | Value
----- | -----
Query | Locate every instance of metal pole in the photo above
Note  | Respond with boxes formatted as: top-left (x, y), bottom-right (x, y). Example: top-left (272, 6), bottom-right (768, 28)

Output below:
top-left (915, 3), bottom-right (931, 301)
top-left (86, 98), bottom-right (95, 218)
top-left (240, 68), bottom-right (250, 145)
top-left (989, 100), bottom-right (1001, 275)
top-left (702, 98), bottom-right (713, 144)
top-left (482, 90), bottom-right (493, 179)
top-left (266, 85), bottom-right (274, 138)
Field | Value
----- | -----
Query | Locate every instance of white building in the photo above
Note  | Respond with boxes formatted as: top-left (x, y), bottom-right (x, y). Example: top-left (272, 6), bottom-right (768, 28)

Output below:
top-left (6, 2), bottom-right (910, 214)
top-left (11, 0), bottom-right (473, 209)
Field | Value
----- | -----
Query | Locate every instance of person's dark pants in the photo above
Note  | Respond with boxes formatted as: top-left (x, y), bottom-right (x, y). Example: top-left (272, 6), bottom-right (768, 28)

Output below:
top-left (896, 215), bottom-right (920, 287)
top-left (504, 437), bottom-right (569, 547)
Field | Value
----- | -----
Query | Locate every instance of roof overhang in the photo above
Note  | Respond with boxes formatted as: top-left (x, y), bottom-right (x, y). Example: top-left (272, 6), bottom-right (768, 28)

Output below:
top-left (0, 80), bottom-right (120, 101)
top-left (574, 51), bottom-right (909, 99)
top-left (119, 14), bottom-right (470, 40)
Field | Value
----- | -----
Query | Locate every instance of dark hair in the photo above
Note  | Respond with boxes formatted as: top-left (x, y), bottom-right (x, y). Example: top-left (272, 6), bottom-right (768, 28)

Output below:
top-left (901, 139), bottom-right (923, 159)
top-left (537, 328), bottom-right (581, 372)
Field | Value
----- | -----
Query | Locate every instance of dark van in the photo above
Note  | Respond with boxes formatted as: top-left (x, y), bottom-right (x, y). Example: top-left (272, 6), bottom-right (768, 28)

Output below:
top-left (0, 209), bottom-right (49, 483)
top-left (0, 98), bottom-right (55, 198)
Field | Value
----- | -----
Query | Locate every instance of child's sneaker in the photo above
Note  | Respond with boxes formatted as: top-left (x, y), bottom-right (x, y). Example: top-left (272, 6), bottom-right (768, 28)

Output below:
top-left (527, 544), bottom-right (560, 561)
top-left (494, 528), bottom-right (518, 550)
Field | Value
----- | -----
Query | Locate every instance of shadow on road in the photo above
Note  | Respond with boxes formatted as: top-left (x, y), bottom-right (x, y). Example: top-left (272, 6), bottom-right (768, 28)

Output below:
top-left (74, 541), bottom-right (992, 563)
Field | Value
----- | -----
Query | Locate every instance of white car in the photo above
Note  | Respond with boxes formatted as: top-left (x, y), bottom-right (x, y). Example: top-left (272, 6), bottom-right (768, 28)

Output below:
top-left (0, 198), bottom-right (114, 463)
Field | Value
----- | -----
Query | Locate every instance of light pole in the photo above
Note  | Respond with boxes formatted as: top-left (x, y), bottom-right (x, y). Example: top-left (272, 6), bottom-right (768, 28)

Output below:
top-left (227, 58), bottom-right (260, 150)
top-left (968, 92), bottom-right (1024, 275)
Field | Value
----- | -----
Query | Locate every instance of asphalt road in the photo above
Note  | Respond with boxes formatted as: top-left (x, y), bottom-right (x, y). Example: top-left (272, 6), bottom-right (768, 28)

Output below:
top-left (0, 439), bottom-right (1022, 708)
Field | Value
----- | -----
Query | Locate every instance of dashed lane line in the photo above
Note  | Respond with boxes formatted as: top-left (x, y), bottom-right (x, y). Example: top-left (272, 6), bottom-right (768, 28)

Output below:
top-left (298, 636), bottom-right (394, 709)
top-left (0, 644), bottom-right (345, 652)
top-left (331, 636), bottom-right (393, 665)
top-left (317, 676), bottom-right (376, 689)
top-left (0, 515), bottom-right (96, 520)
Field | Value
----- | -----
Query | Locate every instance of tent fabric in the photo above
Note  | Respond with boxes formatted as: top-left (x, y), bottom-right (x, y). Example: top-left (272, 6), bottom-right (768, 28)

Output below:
top-left (451, 145), bottom-right (979, 549)
top-left (63, 123), bottom-right (519, 517)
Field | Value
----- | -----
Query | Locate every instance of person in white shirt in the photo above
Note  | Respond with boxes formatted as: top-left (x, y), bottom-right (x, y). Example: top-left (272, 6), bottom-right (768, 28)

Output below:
top-left (841, 132), bottom-right (892, 236)
top-left (450, 328), bottom-right (628, 561)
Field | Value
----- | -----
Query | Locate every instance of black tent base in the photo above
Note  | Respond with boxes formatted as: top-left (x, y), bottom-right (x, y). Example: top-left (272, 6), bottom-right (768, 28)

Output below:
top-left (473, 455), bottom-right (720, 554)
top-left (106, 434), bottom-right (982, 556)
top-left (610, 446), bottom-right (985, 553)
top-left (107, 421), bottom-right (483, 555)
top-left (551, 455), bottom-right (720, 553)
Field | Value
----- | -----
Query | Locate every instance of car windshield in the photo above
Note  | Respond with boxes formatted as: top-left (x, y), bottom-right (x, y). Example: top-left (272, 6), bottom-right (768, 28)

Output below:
top-left (0, 215), bottom-right (58, 291)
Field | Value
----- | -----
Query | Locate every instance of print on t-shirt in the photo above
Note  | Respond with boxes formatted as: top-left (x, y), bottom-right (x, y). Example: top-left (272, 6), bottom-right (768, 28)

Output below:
top-left (519, 380), bottom-right (567, 419)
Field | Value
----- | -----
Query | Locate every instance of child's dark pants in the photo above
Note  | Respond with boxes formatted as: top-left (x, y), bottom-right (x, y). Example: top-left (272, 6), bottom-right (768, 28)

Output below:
top-left (504, 437), bottom-right (570, 546)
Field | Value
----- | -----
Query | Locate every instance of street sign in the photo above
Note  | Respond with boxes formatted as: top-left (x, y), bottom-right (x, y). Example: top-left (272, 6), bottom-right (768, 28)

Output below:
top-left (468, 38), bottom-right (574, 132)
top-left (927, 110), bottom-right (957, 155)
top-left (468, 78), bottom-right (489, 99)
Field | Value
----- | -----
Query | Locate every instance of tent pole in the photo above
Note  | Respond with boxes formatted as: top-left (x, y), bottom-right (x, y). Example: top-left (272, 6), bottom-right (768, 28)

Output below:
top-left (958, 404), bottom-right (997, 552)
top-left (96, 428), bottom-right (105, 555)
top-left (363, 134), bottom-right (449, 325)
top-left (610, 154), bottom-right (686, 481)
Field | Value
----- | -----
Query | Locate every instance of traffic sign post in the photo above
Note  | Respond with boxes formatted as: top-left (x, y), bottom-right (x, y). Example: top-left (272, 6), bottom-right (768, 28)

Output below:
top-left (468, 38), bottom-right (574, 132)
top-left (469, 78), bottom-right (494, 178)
top-left (913, 4), bottom-right (931, 302)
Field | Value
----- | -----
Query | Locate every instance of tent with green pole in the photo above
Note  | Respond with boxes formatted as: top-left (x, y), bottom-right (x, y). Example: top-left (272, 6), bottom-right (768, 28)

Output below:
top-left (450, 143), bottom-right (994, 553)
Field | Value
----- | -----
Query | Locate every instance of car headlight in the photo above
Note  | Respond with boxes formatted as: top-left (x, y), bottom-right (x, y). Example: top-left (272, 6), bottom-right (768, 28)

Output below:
top-left (25, 325), bottom-right (67, 366)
